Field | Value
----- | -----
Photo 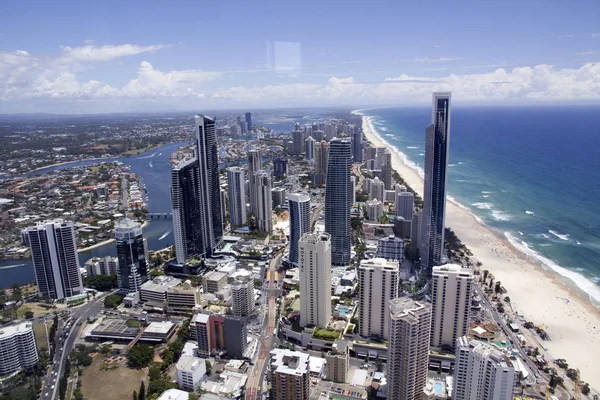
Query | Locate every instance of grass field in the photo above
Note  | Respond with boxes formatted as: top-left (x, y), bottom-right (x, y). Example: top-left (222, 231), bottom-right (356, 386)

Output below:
top-left (17, 302), bottom-right (55, 319)
top-left (81, 355), bottom-right (147, 400)
top-left (32, 321), bottom-right (48, 350)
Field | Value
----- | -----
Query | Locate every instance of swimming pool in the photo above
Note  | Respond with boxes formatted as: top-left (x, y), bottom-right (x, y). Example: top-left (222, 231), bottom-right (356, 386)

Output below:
top-left (338, 305), bottom-right (352, 316)
top-left (434, 382), bottom-right (443, 393)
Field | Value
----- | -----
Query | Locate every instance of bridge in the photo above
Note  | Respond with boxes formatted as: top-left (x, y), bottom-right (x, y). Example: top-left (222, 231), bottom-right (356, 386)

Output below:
top-left (147, 213), bottom-right (172, 220)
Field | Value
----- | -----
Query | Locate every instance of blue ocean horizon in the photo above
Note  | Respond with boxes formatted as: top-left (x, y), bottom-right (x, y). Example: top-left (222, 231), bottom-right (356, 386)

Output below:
top-left (354, 106), bottom-right (600, 305)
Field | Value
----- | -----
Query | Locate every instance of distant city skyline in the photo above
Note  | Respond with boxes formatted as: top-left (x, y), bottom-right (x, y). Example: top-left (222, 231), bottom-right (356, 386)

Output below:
top-left (1, 1), bottom-right (599, 113)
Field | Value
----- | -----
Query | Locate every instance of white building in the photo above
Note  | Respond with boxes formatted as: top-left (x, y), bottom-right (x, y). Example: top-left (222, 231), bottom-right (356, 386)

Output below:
top-left (325, 340), bottom-right (349, 383)
top-left (357, 258), bottom-right (399, 340)
top-left (226, 167), bottom-right (247, 227)
top-left (431, 264), bottom-right (473, 350)
top-left (454, 336), bottom-right (516, 400)
top-left (157, 389), bottom-right (190, 400)
top-left (231, 276), bottom-right (255, 317)
top-left (387, 298), bottom-right (432, 400)
top-left (0, 322), bottom-right (38, 375)
top-left (368, 177), bottom-right (385, 202)
top-left (299, 233), bottom-right (332, 328)
top-left (176, 354), bottom-right (207, 392)
top-left (365, 199), bottom-right (383, 221)
top-left (254, 170), bottom-right (273, 233)
top-left (269, 349), bottom-right (310, 400)
top-left (376, 235), bottom-right (404, 262)
top-left (140, 276), bottom-right (182, 303)
top-left (26, 220), bottom-right (84, 299)
top-left (166, 281), bottom-right (201, 314)
top-left (84, 256), bottom-right (118, 277)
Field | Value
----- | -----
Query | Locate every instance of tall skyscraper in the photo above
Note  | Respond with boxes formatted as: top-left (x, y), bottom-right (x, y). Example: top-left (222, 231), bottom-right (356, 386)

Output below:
top-left (195, 115), bottom-right (223, 255)
top-left (26, 220), bottom-right (83, 300)
top-left (248, 149), bottom-right (261, 217)
top-left (387, 298), bottom-right (432, 400)
top-left (369, 177), bottom-right (385, 201)
top-left (353, 129), bottom-right (363, 162)
top-left (115, 218), bottom-right (148, 294)
top-left (380, 151), bottom-right (392, 189)
top-left (245, 112), bottom-right (252, 132)
top-left (299, 233), bottom-right (332, 328)
top-left (292, 130), bottom-right (304, 154)
top-left (454, 337), bottom-right (516, 400)
top-left (411, 210), bottom-right (423, 258)
top-left (305, 136), bottom-right (316, 160)
top-left (226, 167), bottom-right (247, 227)
top-left (269, 349), bottom-right (310, 400)
top-left (325, 138), bottom-right (352, 266)
top-left (431, 264), bottom-right (473, 350)
top-left (273, 157), bottom-right (288, 177)
top-left (231, 277), bottom-right (255, 317)
top-left (350, 175), bottom-right (356, 204)
top-left (288, 193), bottom-right (311, 267)
top-left (357, 258), bottom-right (399, 339)
top-left (421, 92), bottom-right (451, 272)
top-left (313, 141), bottom-right (329, 185)
top-left (396, 191), bottom-right (414, 220)
top-left (254, 170), bottom-right (273, 233)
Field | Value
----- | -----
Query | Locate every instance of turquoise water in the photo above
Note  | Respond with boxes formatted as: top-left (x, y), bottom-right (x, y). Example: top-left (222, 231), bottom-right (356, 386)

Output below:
top-left (434, 382), bottom-right (443, 393)
top-left (354, 106), bottom-right (600, 305)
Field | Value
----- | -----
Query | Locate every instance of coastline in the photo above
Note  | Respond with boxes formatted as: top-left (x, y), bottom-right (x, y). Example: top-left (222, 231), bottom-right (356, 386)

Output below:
top-left (359, 113), bottom-right (600, 384)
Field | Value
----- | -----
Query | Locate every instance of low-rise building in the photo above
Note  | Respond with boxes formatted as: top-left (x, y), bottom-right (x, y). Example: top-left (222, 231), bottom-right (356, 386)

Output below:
top-left (167, 280), bottom-right (201, 314)
top-left (176, 354), bottom-right (207, 392)
top-left (269, 349), bottom-right (310, 400)
top-left (140, 276), bottom-right (182, 303)
top-left (84, 256), bottom-right (118, 276)
top-left (203, 271), bottom-right (228, 294)
top-left (157, 389), bottom-right (189, 400)
top-left (325, 340), bottom-right (349, 383)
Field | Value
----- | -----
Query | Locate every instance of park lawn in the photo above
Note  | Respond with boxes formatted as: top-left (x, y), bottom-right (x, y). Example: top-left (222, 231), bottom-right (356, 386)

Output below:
top-left (123, 145), bottom-right (155, 155)
top-left (80, 354), bottom-right (147, 400)
top-left (32, 321), bottom-right (48, 350)
top-left (17, 302), bottom-right (55, 319)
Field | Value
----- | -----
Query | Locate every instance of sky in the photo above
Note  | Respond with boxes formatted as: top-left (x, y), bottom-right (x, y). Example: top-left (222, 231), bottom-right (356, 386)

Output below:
top-left (1, 0), bottom-right (599, 113)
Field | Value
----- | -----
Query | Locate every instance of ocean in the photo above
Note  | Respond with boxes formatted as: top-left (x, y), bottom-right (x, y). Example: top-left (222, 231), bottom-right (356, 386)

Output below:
top-left (354, 106), bottom-right (600, 305)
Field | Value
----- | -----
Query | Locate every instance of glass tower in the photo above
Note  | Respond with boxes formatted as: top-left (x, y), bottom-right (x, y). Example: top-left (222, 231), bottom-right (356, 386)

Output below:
top-left (287, 192), bottom-right (311, 266)
top-left (115, 218), bottom-right (148, 294)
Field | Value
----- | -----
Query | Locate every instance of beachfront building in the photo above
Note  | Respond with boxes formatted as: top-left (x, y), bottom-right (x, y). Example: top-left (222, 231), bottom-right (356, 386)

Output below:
top-left (325, 138), bottom-right (352, 266)
top-left (421, 92), bottom-right (452, 274)
top-left (26, 220), bottom-right (84, 300)
top-left (353, 129), bottom-right (363, 162)
top-left (254, 170), bottom-right (273, 233)
top-left (299, 233), bottom-right (332, 328)
top-left (195, 115), bottom-right (223, 256)
top-left (357, 258), bottom-right (399, 340)
top-left (314, 141), bottom-right (329, 185)
top-left (431, 265), bottom-right (474, 350)
top-left (368, 177), bottom-right (385, 202)
top-left (387, 298), bottom-right (432, 400)
top-left (269, 349), bottom-right (310, 400)
top-left (454, 336), bottom-right (516, 400)
top-left (226, 167), bottom-right (247, 228)
top-left (247, 149), bottom-right (261, 217)
top-left (171, 156), bottom-right (203, 264)
top-left (366, 199), bottom-right (384, 221)
top-left (288, 193), bottom-right (311, 267)
top-left (0, 322), bottom-right (38, 375)
top-left (116, 218), bottom-right (149, 294)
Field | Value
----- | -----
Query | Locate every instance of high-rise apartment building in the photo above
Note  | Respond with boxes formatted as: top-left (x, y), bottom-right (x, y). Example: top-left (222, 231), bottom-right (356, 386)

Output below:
top-left (421, 92), bottom-right (451, 272)
top-left (353, 129), bottom-right (363, 162)
top-left (26, 220), bottom-right (83, 299)
top-left (411, 210), bottom-right (423, 257)
top-left (273, 157), bottom-right (288, 177)
top-left (376, 235), bottom-right (404, 262)
top-left (231, 276), bottom-right (255, 317)
top-left (272, 187), bottom-right (287, 209)
top-left (380, 151), bottom-right (392, 189)
top-left (357, 258), bottom-right (399, 339)
top-left (325, 138), bottom-right (352, 266)
top-left (245, 112), bottom-right (252, 131)
top-left (226, 167), bottom-right (247, 227)
top-left (248, 149), bottom-right (261, 216)
top-left (269, 349), bottom-right (310, 400)
top-left (195, 115), bottom-right (223, 255)
top-left (431, 264), bottom-right (473, 350)
top-left (171, 157), bottom-right (202, 264)
top-left (325, 340), bottom-right (349, 383)
top-left (454, 337), bottom-right (516, 400)
top-left (305, 136), bottom-right (316, 160)
top-left (116, 218), bottom-right (148, 294)
top-left (288, 193), bottom-right (311, 267)
top-left (0, 322), bottom-right (38, 375)
top-left (387, 298), bottom-right (432, 400)
top-left (313, 141), bottom-right (329, 185)
top-left (396, 191), bottom-right (414, 220)
top-left (299, 233), bottom-right (332, 328)
top-left (254, 170), bottom-right (273, 233)
top-left (350, 176), bottom-right (356, 205)
top-left (369, 177), bottom-right (385, 201)
top-left (292, 130), bottom-right (304, 154)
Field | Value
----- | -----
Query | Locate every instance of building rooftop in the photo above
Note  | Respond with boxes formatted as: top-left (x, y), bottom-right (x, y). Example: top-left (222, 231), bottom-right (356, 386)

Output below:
top-left (270, 348), bottom-right (310, 376)
top-left (141, 276), bottom-right (182, 293)
top-left (157, 389), bottom-right (189, 400)
top-left (176, 354), bottom-right (205, 372)
top-left (145, 321), bottom-right (175, 335)
top-left (0, 321), bottom-right (33, 339)
top-left (203, 271), bottom-right (228, 281)
top-left (194, 313), bottom-right (210, 324)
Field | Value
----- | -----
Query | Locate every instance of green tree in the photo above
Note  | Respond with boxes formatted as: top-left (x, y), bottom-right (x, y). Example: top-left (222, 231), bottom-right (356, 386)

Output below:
top-left (104, 293), bottom-right (124, 308)
top-left (188, 394), bottom-right (198, 400)
top-left (127, 344), bottom-right (154, 369)
top-left (84, 274), bottom-right (118, 291)
top-left (133, 391), bottom-right (138, 400)
top-left (149, 269), bottom-right (165, 279)
top-left (205, 360), bottom-right (212, 375)
top-left (24, 310), bottom-right (34, 319)
top-left (139, 381), bottom-right (146, 400)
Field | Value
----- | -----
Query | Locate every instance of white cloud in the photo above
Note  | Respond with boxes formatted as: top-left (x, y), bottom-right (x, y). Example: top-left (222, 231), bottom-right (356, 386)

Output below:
top-left (412, 56), bottom-right (463, 63)
top-left (57, 44), bottom-right (169, 63)
top-left (576, 51), bottom-right (596, 55)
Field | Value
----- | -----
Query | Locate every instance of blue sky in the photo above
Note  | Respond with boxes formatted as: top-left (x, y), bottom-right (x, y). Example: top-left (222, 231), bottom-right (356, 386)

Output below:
top-left (1, 0), bottom-right (599, 113)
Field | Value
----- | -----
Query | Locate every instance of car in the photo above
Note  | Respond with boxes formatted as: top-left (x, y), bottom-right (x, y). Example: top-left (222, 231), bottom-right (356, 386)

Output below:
top-left (51, 385), bottom-right (55, 390)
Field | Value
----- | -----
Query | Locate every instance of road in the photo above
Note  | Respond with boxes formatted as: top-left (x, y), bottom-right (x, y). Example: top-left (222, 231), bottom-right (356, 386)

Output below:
top-left (246, 251), bottom-right (283, 400)
top-left (41, 291), bottom-right (112, 400)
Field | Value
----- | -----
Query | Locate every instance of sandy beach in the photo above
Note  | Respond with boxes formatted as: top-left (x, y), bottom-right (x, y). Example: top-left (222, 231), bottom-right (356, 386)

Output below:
top-left (362, 116), bottom-right (600, 385)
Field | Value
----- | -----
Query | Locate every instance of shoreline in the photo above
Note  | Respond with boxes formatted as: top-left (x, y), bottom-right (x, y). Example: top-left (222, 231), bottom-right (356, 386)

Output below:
top-left (358, 112), bottom-right (600, 385)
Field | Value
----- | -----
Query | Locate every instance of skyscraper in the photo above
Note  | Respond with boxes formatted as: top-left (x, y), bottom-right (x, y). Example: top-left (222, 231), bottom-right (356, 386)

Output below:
top-left (245, 112), bottom-right (252, 132)
top-left (357, 258), bottom-right (399, 339)
top-left (269, 349), bottom-right (310, 400)
top-left (353, 129), bottom-right (363, 162)
top-left (248, 149), bottom-right (261, 217)
top-left (305, 136), bottom-right (316, 161)
top-left (325, 138), bottom-right (352, 266)
top-left (376, 235), bottom-right (404, 262)
top-left (299, 233), bottom-right (332, 328)
top-left (273, 157), bottom-right (288, 177)
top-left (431, 264), bottom-right (473, 350)
top-left (387, 298), bottom-right (432, 400)
top-left (254, 170), bottom-right (273, 233)
top-left (226, 167), bottom-right (247, 227)
top-left (171, 157), bottom-right (202, 265)
top-left (115, 218), bottom-right (148, 294)
top-left (313, 141), bottom-right (329, 185)
top-left (231, 276), bottom-right (255, 317)
top-left (288, 193), bottom-right (311, 267)
top-left (369, 177), bottom-right (385, 201)
top-left (380, 151), bottom-right (392, 190)
top-left (26, 220), bottom-right (83, 300)
top-left (454, 337), bottom-right (516, 400)
top-left (396, 191), bottom-right (414, 220)
top-left (196, 115), bottom-right (223, 255)
top-left (421, 92), bottom-right (451, 273)
top-left (292, 130), bottom-right (304, 154)
top-left (0, 322), bottom-right (38, 375)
